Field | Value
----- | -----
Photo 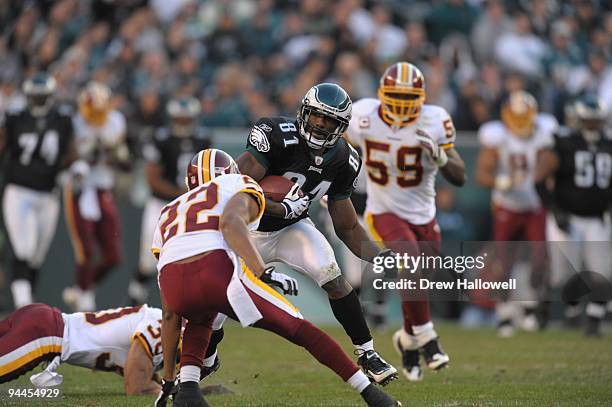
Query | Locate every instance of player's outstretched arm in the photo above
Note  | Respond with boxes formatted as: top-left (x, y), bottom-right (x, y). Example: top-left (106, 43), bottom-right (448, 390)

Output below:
top-left (439, 148), bottom-right (467, 186)
top-left (534, 149), bottom-right (559, 184)
top-left (220, 191), bottom-right (266, 276)
top-left (328, 198), bottom-right (380, 262)
top-left (475, 146), bottom-right (498, 188)
top-left (236, 152), bottom-right (287, 218)
top-left (146, 161), bottom-right (186, 200)
top-left (124, 339), bottom-right (161, 395)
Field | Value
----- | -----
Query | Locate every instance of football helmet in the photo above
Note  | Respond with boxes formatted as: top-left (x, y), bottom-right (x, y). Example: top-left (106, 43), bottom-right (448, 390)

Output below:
top-left (297, 83), bottom-right (352, 149)
top-left (78, 82), bottom-right (112, 127)
top-left (573, 94), bottom-right (606, 143)
top-left (378, 62), bottom-right (426, 126)
top-left (167, 96), bottom-right (200, 137)
top-left (23, 73), bottom-right (57, 117)
top-left (501, 90), bottom-right (538, 138)
top-left (185, 148), bottom-right (239, 190)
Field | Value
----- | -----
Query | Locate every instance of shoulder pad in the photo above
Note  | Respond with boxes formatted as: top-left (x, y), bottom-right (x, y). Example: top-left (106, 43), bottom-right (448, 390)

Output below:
top-left (478, 120), bottom-right (505, 146)
top-left (420, 104), bottom-right (450, 120)
top-left (352, 98), bottom-right (380, 116)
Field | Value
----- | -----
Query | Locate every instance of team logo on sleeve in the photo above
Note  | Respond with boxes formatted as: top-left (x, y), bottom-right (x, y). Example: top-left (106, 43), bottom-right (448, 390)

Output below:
top-left (249, 126), bottom-right (271, 152)
top-left (260, 123), bottom-right (273, 132)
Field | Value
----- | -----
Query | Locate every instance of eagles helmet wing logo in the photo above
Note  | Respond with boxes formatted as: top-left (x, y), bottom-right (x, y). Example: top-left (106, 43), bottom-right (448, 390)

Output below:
top-left (249, 125), bottom-right (270, 152)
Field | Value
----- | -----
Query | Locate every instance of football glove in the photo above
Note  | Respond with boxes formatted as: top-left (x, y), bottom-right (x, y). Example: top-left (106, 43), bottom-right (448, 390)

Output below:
top-left (375, 249), bottom-right (400, 279)
top-left (260, 266), bottom-right (299, 296)
top-left (154, 378), bottom-right (178, 407)
top-left (416, 129), bottom-right (448, 167)
top-left (282, 183), bottom-right (309, 220)
top-left (553, 208), bottom-right (570, 233)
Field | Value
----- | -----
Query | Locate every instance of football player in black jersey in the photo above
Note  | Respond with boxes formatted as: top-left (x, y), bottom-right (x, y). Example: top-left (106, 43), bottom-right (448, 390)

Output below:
top-left (202, 83), bottom-right (398, 385)
top-left (0, 73), bottom-right (81, 309)
top-left (536, 95), bottom-right (612, 336)
top-left (128, 96), bottom-right (213, 305)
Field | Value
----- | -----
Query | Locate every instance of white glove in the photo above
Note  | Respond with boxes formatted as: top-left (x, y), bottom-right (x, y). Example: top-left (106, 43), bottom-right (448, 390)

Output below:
top-left (416, 129), bottom-right (448, 167)
top-left (30, 356), bottom-right (63, 387)
top-left (494, 174), bottom-right (513, 191)
top-left (281, 183), bottom-right (309, 220)
top-left (260, 266), bottom-right (299, 296)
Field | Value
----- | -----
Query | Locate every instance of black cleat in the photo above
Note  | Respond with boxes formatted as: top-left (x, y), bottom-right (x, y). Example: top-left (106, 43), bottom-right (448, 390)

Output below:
top-left (200, 356), bottom-right (221, 381)
top-left (357, 350), bottom-right (398, 386)
top-left (421, 338), bottom-right (449, 370)
top-left (392, 330), bottom-right (422, 381)
top-left (173, 381), bottom-right (210, 407)
top-left (361, 383), bottom-right (402, 406)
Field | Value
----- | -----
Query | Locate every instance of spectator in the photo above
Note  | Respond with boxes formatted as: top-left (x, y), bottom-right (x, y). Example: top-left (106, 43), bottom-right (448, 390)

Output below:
top-left (471, 0), bottom-right (513, 64)
top-left (495, 12), bottom-right (548, 79)
top-left (426, 0), bottom-right (478, 46)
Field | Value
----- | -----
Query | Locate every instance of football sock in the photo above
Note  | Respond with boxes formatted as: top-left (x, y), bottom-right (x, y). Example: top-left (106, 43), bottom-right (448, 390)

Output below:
top-left (10, 279), bottom-right (32, 309)
top-left (396, 328), bottom-right (419, 350)
top-left (329, 290), bottom-right (372, 346)
top-left (413, 321), bottom-right (436, 347)
top-left (204, 328), bottom-right (224, 360)
top-left (347, 370), bottom-right (370, 392)
top-left (179, 365), bottom-right (200, 383)
top-left (354, 339), bottom-right (374, 353)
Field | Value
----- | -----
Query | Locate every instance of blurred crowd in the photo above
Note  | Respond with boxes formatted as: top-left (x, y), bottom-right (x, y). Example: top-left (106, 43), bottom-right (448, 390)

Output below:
top-left (1, 0), bottom-right (612, 150)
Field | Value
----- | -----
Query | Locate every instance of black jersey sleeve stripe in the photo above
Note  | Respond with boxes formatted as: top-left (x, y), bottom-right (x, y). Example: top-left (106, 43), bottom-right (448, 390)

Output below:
top-left (246, 146), bottom-right (270, 169)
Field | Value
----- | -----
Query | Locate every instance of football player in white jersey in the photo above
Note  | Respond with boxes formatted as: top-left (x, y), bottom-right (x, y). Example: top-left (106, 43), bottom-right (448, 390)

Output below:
top-left (153, 149), bottom-right (399, 407)
top-left (347, 62), bottom-right (466, 382)
top-left (0, 302), bottom-right (164, 395)
top-left (476, 90), bottom-right (558, 336)
top-left (62, 82), bottom-right (130, 312)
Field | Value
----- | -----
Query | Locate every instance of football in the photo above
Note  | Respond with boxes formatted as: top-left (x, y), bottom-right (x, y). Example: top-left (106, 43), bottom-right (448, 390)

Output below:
top-left (259, 175), bottom-right (303, 202)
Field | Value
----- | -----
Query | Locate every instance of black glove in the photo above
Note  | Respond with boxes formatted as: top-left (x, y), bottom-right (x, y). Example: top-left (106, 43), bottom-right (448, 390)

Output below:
top-left (260, 266), bottom-right (299, 296)
top-left (553, 208), bottom-right (570, 233)
top-left (154, 378), bottom-right (178, 407)
top-left (375, 249), bottom-right (400, 279)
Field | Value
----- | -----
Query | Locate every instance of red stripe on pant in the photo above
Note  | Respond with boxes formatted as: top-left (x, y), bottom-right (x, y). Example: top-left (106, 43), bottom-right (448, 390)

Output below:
top-left (0, 303), bottom-right (64, 383)
top-left (65, 189), bottom-right (122, 290)
top-left (159, 250), bottom-right (359, 382)
top-left (370, 213), bottom-right (441, 332)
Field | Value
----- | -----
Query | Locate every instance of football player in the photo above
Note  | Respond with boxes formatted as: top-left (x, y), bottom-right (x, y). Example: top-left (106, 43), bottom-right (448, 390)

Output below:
top-left (128, 96), bottom-right (212, 305)
top-left (476, 90), bottom-right (558, 337)
top-left (62, 82), bottom-right (130, 312)
top-left (223, 83), bottom-right (397, 385)
top-left (347, 62), bottom-right (466, 382)
top-left (0, 303), bottom-right (164, 395)
top-left (535, 95), bottom-right (612, 336)
top-left (0, 73), bottom-right (79, 309)
top-left (153, 149), bottom-right (400, 407)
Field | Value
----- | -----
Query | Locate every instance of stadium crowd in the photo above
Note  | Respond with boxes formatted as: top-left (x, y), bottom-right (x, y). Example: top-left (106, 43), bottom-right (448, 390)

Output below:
top-left (1, 0), bottom-right (612, 142)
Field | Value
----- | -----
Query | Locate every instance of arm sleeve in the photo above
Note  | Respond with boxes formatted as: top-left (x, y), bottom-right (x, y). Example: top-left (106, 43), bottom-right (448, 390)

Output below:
top-left (151, 220), bottom-right (162, 259)
top-left (133, 315), bottom-right (162, 361)
top-left (245, 118), bottom-right (277, 169)
top-left (231, 175), bottom-right (266, 228)
top-left (436, 108), bottom-right (457, 150)
top-left (327, 144), bottom-right (362, 201)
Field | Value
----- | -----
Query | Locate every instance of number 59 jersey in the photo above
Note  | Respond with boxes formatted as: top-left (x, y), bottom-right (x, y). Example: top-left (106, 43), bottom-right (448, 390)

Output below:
top-left (61, 305), bottom-right (163, 374)
top-left (152, 173), bottom-right (265, 270)
top-left (347, 99), bottom-right (455, 225)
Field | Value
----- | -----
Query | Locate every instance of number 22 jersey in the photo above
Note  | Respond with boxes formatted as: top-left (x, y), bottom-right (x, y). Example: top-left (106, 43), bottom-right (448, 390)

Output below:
top-left (346, 99), bottom-right (455, 225)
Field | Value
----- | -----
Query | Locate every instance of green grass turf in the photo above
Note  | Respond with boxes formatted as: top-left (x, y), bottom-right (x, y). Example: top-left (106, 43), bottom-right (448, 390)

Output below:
top-left (1, 323), bottom-right (611, 406)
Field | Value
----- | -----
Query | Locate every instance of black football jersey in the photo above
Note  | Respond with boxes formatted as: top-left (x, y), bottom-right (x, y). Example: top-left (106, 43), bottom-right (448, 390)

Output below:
top-left (142, 127), bottom-right (212, 201)
top-left (246, 117), bottom-right (362, 232)
top-left (2, 106), bottom-right (73, 191)
top-left (553, 128), bottom-right (612, 217)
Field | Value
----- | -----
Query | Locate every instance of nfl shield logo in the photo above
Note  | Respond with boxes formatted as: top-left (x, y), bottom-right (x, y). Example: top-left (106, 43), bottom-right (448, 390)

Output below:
top-left (314, 156), bottom-right (323, 166)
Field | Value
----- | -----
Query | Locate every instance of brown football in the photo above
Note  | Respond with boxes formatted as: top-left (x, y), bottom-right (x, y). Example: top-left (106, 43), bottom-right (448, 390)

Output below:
top-left (259, 176), bottom-right (303, 202)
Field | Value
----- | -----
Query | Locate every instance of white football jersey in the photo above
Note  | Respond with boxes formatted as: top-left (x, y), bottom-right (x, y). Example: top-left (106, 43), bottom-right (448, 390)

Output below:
top-left (73, 110), bottom-right (126, 189)
top-left (478, 114), bottom-right (558, 211)
top-left (152, 173), bottom-right (265, 271)
top-left (61, 304), bottom-right (163, 374)
top-left (347, 99), bottom-right (456, 225)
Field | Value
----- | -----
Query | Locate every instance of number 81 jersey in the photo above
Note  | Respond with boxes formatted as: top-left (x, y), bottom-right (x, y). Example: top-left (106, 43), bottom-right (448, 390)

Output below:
top-left (347, 99), bottom-right (455, 225)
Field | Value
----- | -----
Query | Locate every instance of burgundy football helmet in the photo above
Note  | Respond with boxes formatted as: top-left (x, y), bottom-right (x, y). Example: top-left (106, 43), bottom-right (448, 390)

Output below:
top-left (185, 149), bottom-right (239, 190)
top-left (378, 62), bottom-right (426, 126)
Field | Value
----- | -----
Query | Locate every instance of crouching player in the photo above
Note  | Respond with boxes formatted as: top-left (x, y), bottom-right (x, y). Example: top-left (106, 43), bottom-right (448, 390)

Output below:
top-left (0, 303), bottom-right (164, 395)
top-left (154, 149), bottom-right (400, 407)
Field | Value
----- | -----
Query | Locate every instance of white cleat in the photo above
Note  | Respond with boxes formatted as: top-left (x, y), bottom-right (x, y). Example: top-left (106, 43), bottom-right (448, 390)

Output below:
top-left (392, 330), bottom-right (423, 382)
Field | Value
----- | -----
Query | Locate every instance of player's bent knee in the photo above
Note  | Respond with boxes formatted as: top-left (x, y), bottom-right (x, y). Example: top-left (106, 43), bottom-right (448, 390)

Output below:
top-left (322, 276), bottom-right (353, 299)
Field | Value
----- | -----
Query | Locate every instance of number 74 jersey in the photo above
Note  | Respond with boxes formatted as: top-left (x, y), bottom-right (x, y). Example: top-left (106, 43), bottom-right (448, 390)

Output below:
top-left (346, 99), bottom-right (455, 225)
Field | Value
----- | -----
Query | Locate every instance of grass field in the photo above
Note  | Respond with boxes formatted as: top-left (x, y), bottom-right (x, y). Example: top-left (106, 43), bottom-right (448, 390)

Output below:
top-left (1, 323), bottom-right (611, 406)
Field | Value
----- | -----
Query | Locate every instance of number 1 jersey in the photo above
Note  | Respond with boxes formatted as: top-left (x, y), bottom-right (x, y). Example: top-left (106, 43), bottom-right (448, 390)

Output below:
top-left (347, 99), bottom-right (455, 225)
